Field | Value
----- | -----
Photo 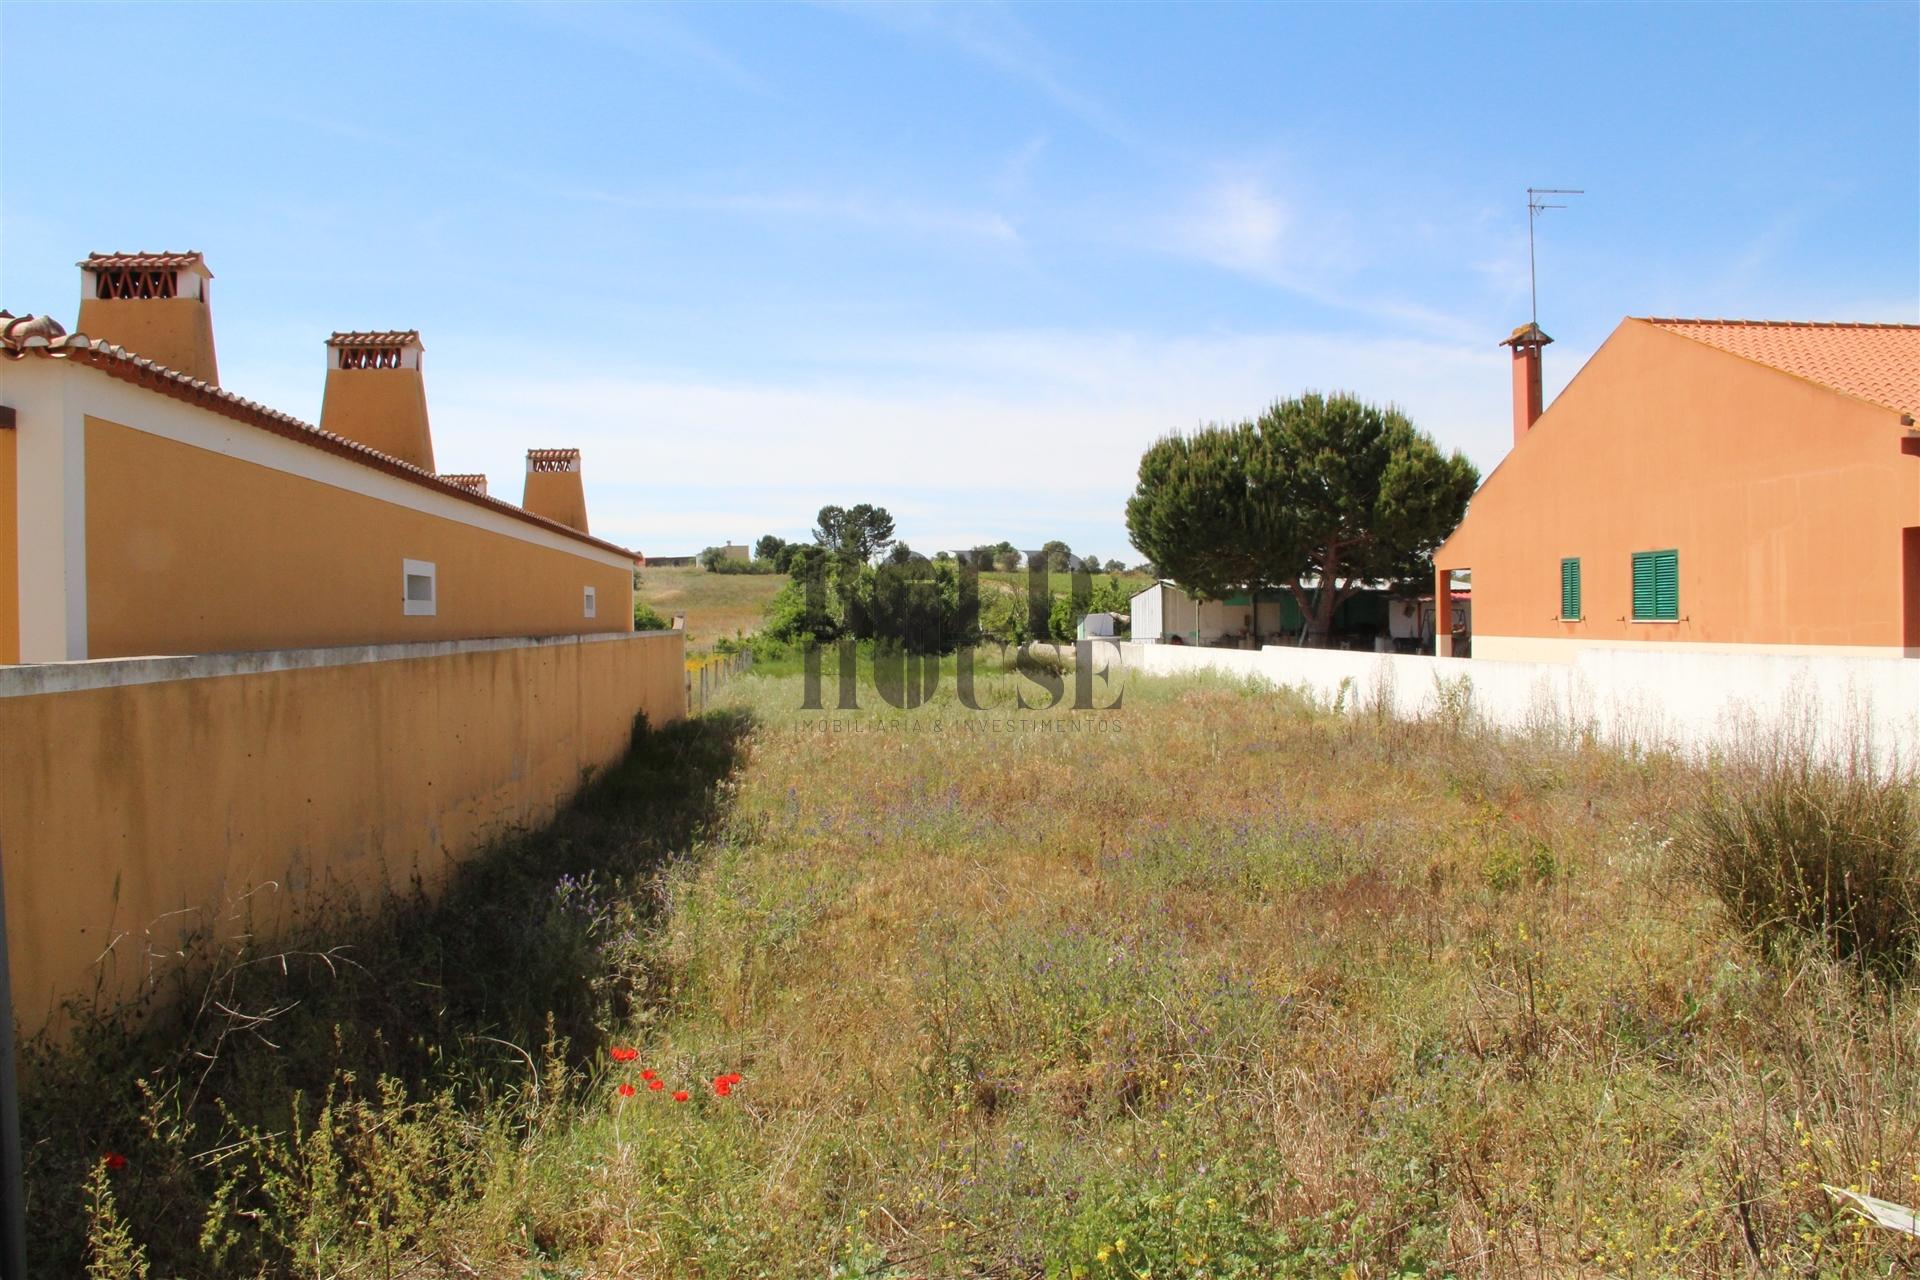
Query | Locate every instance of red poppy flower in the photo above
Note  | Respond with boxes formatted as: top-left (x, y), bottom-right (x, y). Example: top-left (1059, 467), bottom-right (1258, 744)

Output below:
top-left (617, 1082), bottom-right (636, 1098)
top-left (672, 1090), bottom-right (690, 1102)
top-left (103, 1152), bottom-right (128, 1171)
top-left (724, 1072), bottom-right (743, 1085)
top-left (648, 1079), bottom-right (665, 1091)
top-left (640, 1068), bottom-right (656, 1081)
top-left (714, 1082), bottom-right (732, 1097)
top-left (610, 1046), bottom-right (639, 1062)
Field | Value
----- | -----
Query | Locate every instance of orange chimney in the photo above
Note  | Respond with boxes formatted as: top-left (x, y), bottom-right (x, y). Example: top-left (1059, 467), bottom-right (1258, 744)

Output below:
top-left (522, 448), bottom-right (588, 532)
top-left (1501, 322), bottom-right (1552, 446)
top-left (76, 252), bottom-right (219, 384)
top-left (319, 331), bottom-right (435, 471)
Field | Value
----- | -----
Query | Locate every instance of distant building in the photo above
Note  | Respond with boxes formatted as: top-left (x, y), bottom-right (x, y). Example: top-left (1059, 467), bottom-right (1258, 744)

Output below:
top-left (1128, 580), bottom-right (1389, 647)
top-left (1076, 611), bottom-right (1123, 640)
top-left (1436, 318), bottom-right (1920, 660)
top-left (720, 543), bottom-right (750, 562)
top-left (0, 252), bottom-right (639, 662)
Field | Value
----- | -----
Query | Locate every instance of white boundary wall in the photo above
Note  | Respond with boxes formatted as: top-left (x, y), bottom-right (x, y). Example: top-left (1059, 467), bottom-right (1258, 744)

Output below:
top-left (1116, 641), bottom-right (1920, 768)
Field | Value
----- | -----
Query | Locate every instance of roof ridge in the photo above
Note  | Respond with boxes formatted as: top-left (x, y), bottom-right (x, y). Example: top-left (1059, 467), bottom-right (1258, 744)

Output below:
top-left (1635, 316), bottom-right (1920, 331)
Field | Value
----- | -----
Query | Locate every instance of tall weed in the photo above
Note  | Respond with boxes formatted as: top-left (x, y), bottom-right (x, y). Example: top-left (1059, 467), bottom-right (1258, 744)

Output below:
top-left (1681, 751), bottom-right (1920, 979)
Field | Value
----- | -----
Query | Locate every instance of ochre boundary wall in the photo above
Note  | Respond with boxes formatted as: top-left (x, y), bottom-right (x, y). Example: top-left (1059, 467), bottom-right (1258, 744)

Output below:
top-left (1117, 641), bottom-right (1920, 770)
top-left (1, 629), bottom-right (684, 1033)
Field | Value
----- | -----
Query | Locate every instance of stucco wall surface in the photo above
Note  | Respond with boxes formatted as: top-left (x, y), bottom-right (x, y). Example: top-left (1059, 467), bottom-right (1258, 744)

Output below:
top-left (0, 426), bottom-right (15, 664)
top-left (0, 629), bottom-right (684, 1033)
top-left (83, 415), bottom-right (634, 657)
top-left (1117, 641), bottom-right (1920, 769)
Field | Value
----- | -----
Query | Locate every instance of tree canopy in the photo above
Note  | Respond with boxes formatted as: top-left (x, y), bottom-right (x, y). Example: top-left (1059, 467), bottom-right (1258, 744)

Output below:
top-left (1125, 392), bottom-right (1478, 643)
top-left (813, 504), bottom-right (897, 564)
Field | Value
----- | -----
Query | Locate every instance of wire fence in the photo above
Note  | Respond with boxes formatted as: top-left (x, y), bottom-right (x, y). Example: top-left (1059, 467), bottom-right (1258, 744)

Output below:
top-left (686, 649), bottom-right (753, 715)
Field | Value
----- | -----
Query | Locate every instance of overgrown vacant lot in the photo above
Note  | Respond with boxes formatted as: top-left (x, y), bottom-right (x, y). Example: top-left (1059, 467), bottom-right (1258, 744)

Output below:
top-left (32, 664), bottom-right (1920, 1277)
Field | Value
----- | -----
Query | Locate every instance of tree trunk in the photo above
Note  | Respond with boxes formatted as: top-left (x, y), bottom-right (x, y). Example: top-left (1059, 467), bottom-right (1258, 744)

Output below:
top-left (1305, 545), bottom-right (1340, 646)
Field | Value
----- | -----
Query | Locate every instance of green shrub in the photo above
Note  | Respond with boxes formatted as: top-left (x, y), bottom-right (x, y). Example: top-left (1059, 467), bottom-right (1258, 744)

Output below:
top-left (634, 599), bottom-right (671, 630)
top-left (1679, 754), bottom-right (1920, 979)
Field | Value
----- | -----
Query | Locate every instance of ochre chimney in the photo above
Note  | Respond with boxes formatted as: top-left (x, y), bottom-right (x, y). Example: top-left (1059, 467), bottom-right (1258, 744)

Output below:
top-left (522, 448), bottom-right (588, 532)
top-left (1501, 322), bottom-right (1552, 446)
top-left (319, 331), bottom-right (434, 471)
top-left (76, 252), bottom-right (219, 384)
top-left (438, 473), bottom-right (488, 497)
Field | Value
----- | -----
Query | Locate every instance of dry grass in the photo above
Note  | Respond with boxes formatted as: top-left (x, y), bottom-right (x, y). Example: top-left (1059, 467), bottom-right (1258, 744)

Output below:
top-left (638, 564), bottom-right (789, 647)
top-left (39, 664), bottom-right (1920, 1278)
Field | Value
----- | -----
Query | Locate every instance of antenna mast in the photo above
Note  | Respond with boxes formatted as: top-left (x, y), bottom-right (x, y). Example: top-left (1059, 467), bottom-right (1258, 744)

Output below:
top-left (1527, 187), bottom-right (1583, 328)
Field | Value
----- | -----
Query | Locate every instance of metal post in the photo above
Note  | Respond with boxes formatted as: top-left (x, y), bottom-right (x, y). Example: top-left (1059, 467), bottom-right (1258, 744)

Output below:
top-left (0, 840), bottom-right (28, 1280)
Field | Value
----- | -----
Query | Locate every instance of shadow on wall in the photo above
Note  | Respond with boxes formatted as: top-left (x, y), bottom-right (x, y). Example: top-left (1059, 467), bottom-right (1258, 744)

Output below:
top-left (19, 707), bottom-right (755, 1275)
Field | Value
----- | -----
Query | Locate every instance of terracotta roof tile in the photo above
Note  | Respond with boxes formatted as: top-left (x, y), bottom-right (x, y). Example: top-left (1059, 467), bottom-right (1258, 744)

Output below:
top-left (1639, 318), bottom-right (1920, 417)
top-left (80, 251), bottom-right (211, 274)
top-left (438, 473), bottom-right (489, 495)
top-left (327, 330), bottom-right (422, 348)
top-left (1, 317), bottom-right (635, 561)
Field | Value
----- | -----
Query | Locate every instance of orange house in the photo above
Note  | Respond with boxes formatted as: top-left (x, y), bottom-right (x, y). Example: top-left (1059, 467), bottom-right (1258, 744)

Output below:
top-left (1, 252), bottom-right (640, 663)
top-left (1436, 318), bottom-right (1920, 661)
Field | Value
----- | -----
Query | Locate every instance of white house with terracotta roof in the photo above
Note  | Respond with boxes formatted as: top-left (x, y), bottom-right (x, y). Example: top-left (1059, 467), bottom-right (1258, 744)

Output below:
top-left (1435, 316), bottom-right (1920, 661)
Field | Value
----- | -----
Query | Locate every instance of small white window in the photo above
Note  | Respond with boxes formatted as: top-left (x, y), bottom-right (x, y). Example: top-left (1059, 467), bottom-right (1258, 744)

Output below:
top-left (583, 585), bottom-right (597, 618)
top-left (403, 559), bottom-right (437, 616)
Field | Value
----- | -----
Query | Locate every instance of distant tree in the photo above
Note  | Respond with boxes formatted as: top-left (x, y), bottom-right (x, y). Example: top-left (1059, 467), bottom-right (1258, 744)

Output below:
top-left (1078, 552), bottom-right (1101, 573)
top-left (1104, 559), bottom-right (1126, 574)
top-left (812, 503), bottom-right (897, 563)
top-left (977, 588), bottom-right (1029, 646)
top-left (784, 543), bottom-right (828, 579)
top-left (1039, 541), bottom-right (1073, 572)
top-left (886, 541), bottom-right (915, 565)
top-left (755, 534), bottom-right (787, 563)
top-left (1048, 592), bottom-right (1079, 643)
top-left (1126, 392), bottom-right (1477, 645)
top-left (934, 549), bottom-right (953, 563)
top-left (771, 542), bottom-right (802, 573)
top-left (993, 548), bottom-right (1021, 573)
top-left (698, 546), bottom-right (726, 571)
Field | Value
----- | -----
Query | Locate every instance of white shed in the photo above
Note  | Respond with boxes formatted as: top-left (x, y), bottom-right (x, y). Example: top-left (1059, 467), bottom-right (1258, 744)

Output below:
top-left (1076, 611), bottom-right (1121, 639)
top-left (1127, 581), bottom-right (1278, 645)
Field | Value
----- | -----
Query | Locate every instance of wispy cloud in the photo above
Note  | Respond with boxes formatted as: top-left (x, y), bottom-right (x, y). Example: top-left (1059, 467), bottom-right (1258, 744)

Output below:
top-left (994, 133), bottom-right (1050, 197)
top-left (569, 184), bottom-right (1020, 244)
top-left (513, 2), bottom-right (769, 95)
top-left (829, 1), bottom-right (1136, 147)
top-left (1149, 169), bottom-right (1484, 341)
top-left (415, 323), bottom-right (1512, 556)
top-left (1169, 176), bottom-right (1292, 280)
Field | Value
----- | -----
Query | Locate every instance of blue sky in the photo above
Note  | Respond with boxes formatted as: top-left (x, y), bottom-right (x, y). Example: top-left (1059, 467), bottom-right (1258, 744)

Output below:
top-left (4, 2), bottom-right (1916, 560)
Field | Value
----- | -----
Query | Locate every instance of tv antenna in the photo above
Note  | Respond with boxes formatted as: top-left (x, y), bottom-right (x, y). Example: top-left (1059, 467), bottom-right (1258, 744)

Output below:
top-left (1527, 187), bottom-right (1583, 328)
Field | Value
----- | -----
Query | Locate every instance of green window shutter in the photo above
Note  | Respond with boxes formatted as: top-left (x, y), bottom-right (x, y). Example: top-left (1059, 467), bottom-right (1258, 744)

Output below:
top-left (1632, 549), bottom-right (1679, 621)
top-left (1653, 549), bottom-right (1679, 621)
top-left (1632, 552), bottom-right (1655, 620)
top-left (1560, 557), bottom-right (1581, 620)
